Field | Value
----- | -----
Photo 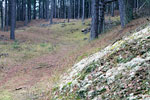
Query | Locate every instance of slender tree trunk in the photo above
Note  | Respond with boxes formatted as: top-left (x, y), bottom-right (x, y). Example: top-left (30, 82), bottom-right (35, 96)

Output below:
top-left (54, 0), bottom-right (57, 18)
top-left (118, 0), bottom-right (134, 27)
top-left (88, 1), bottom-right (91, 18)
top-left (99, 0), bottom-right (105, 34)
top-left (28, 0), bottom-right (31, 21)
top-left (46, 0), bottom-right (49, 20)
top-left (74, 0), bottom-right (75, 19)
top-left (111, 2), bottom-right (114, 17)
top-left (68, 0), bottom-right (71, 22)
top-left (57, 0), bottom-right (60, 18)
top-left (25, 0), bottom-right (28, 26)
top-left (78, 0), bottom-right (80, 19)
top-left (90, 0), bottom-right (99, 40)
top-left (8, 0), bottom-right (11, 26)
top-left (0, 1), bottom-right (4, 30)
top-left (39, 0), bottom-right (41, 19)
top-left (5, 0), bottom-right (8, 31)
top-left (42, 0), bottom-right (45, 18)
top-left (50, 0), bottom-right (54, 24)
top-left (33, 0), bottom-right (36, 19)
top-left (82, 0), bottom-right (85, 24)
top-left (10, 0), bottom-right (16, 40)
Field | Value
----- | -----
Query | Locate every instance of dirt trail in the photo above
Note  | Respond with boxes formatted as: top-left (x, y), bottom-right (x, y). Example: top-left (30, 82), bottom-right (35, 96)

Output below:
top-left (0, 19), bottom-right (85, 100)
top-left (0, 42), bottom-right (79, 100)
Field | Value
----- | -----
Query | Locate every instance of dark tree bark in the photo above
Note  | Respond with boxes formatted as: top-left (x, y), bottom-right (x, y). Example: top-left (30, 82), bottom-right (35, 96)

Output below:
top-left (10, 0), bottom-right (16, 40)
top-left (118, 0), bottom-right (134, 27)
top-left (0, 0), bottom-right (4, 30)
top-left (99, 0), bottom-right (105, 34)
top-left (58, 0), bottom-right (60, 18)
top-left (82, 0), bottom-right (85, 24)
top-left (46, 0), bottom-right (50, 20)
top-left (39, 0), bottom-right (41, 19)
top-left (33, 0), bottom-right (36, 19)
top-left (25, 0), bottom-right (28, 26)
top-left (90, 0), bottom-right (99, 40)
top-left (68, 0), bottom-right (71, 22)
top-left (28, 0), bottom-right (31, 21)
top-left (8, 0), bottom-right (11, 26)
top-left (5, 0), bottom-right (8, 31)
top-left (78, 0), bottom-right (80, 19)
top-left (54, 0), bottom-right (57, 18)
top-left (74, 0), bottom-right (76, 19)
top-left (111, 2), bottom-right (115, 17)
top-left (50, 0), bottom-right (54, 24)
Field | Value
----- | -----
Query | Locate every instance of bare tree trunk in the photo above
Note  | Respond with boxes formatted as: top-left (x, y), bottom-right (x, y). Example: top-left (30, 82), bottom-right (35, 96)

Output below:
top-left (5, 0), bottom-right (8, 31)
top-left (90, 0), bottom-right (99, 40)
top-left (46, 0), bottom-right (49, 20)
top-left (39, 0), bottom-right (41, 19)
top-left (25, 0), bottom-right (28, 26)
top-left (82, 0), bottom-right (85, 24)
top-left (33, 0), bottom-right (36, 19)
top-left (28, 0), bottom-right (31, 21)
top-left (118, 0), bottom-right (134, 27)
top-left (68, 0), bottom-right (71, 22)
top-left (10, 0), bottom-right (16, 40)
top-left (78, 0), bottom-right (80, 19)
top-left (99, 0), bottom-right (105, 34)
top-left (0, 1), bottom-right (4, 30)
top-left (50, 0), bottom-right (54, 24)
top-left (111, 2), bottom-right (114, 17)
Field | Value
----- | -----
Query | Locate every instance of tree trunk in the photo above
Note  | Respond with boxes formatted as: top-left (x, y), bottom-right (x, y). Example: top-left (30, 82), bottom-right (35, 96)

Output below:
top-left (46, 0), bottom-right (49, 20)
top-left (78, 0), bottom-right (80, 19)
top-left (50, 0), bottom-right (54, 24)
top-left (99, 0), bottom-right (105, 34)
top-left (39, 0), bottom-right (41, 19)
top-left (111, 2), bottom-right (114, 17)
top-left (118, 0), bottom-right (134, 27)
top-left (82, 0), bottom-right (85, 24)
top-left (5, 0), bottom-right (8, 31)
top-left (68, 0), bottom-right (71, 22)
top-left (25, 0), bottom-right (28, 26)
top-left (0, 1), bottom-right (4, 30)
top-left (28, 0), bottom-right (31, 21)
top-left (33, 0), bottom-right (36, 19)
top-left (90, 0), bottom-right (99, 40)
top-left (10, 0), bottom-right (16, 40)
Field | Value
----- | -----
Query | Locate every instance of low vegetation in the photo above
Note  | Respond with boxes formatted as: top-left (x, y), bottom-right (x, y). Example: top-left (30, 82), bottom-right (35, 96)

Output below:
top-left (51, 24), bottom-right (150, 100)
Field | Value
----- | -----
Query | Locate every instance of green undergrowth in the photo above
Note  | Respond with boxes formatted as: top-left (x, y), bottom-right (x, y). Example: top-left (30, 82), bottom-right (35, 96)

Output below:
top-left (0, 41), bottom-right (55, 68)
top-left (49, 20), bottom-right (90, 43)
top-left (0, 91), bottom-right (12, 100)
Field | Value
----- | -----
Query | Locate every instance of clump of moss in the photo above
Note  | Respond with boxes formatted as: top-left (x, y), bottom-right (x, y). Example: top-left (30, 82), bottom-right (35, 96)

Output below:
top-left (0, 91), bottom-right (12, 100)
top-left (79, 62), bottom-right (99, 80)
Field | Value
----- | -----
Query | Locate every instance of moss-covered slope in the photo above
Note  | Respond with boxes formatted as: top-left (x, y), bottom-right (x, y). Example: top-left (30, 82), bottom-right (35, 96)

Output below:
top-left (52, 25), bottom-right (150, 100)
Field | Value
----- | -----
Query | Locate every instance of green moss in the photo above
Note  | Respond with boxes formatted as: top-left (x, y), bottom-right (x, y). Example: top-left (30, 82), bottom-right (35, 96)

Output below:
top-left (79, 62), bottom-right (99, 80)
top-left (116, 55), bottom-right (135, 64)
top-left (0, 91), bottom-right (12, 100)
top-left (77, 90), bottom-right (86, 99)
top-left (52, 86), bottom-right (60, 92)
top-left (67, 82), bottom-right (72, 86)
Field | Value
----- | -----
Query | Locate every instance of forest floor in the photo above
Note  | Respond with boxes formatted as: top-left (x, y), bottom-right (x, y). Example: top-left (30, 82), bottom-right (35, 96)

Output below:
top-left (0, 17), bottom-right (148, 100)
